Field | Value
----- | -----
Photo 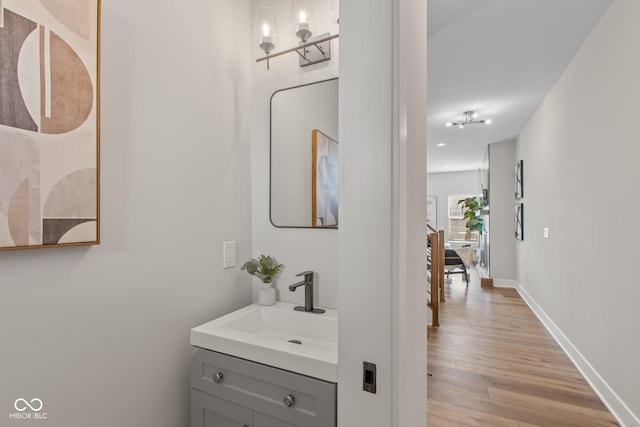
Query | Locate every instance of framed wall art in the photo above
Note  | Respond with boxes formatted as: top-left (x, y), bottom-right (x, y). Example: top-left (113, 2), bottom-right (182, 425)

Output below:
top-left (0, 0), bottom-right (100, 251)
top-left (515, 159), bottom-right (523, 199)
top-left (427, 196), bottom-right (437, 228)
top-left (312, 129), bottom-right (338, 228)
top-left (515, 203), bottom-right (524, 241)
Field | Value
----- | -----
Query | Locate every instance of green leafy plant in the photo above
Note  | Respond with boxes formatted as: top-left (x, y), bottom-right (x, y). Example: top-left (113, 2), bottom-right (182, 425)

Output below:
top-left (457, 197), bottom-right (484, 233)
top-left (241, 255), bottom-right (284, 284)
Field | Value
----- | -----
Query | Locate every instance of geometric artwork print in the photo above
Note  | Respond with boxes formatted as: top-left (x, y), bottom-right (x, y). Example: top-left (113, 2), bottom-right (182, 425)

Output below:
top-left (515, 203), bottom-right (524, 241)
top-left (312, 129), bottom-right (339, 228)
top-left (0, 0), bottom-right (100, 250)
top-left (515, 160), bottom-right (523, 199)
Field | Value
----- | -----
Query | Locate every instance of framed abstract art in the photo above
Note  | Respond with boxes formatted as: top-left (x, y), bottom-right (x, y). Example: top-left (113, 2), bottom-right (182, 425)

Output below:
top-left (0, 0), bottom-right (100, 250)
top-left (515, 160), bottom-right (523, 199)
top-left (427, 196), bottom-right (437, 228)
top-left (515, 203), bottom-right (524, 241)
top-left (312, 129), bottom-right (338, 228)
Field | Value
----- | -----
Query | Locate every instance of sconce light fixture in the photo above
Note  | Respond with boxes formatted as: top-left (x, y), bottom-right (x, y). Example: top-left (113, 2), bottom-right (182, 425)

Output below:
top-left (290, 0), bottom-right (316, 42)
top-left (330, 0), bottom-right (340, 24)
top-left (255, 1), bottom-right (338, 71)
top-left (255, 7), bottom-right (278, 70)
top-left (446, 111), bottom-right (492, 129)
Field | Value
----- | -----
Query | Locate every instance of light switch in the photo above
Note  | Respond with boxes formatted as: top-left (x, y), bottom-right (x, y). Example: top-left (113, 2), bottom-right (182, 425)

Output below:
top-left (223, 241), bottom-right (236, 269)
top-left (543, 228), bottom-right (549, 239)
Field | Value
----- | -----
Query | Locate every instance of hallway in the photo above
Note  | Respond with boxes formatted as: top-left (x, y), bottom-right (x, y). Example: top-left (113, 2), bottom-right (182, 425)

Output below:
top-left (427, 276), bottom-right (619, 426)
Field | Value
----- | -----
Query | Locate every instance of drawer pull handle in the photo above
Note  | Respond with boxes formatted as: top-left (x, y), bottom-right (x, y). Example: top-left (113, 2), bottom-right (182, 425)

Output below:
top-left (283, 394), bottom-right (295, 408)
top-left (213, 372), bottom-right (224, 384)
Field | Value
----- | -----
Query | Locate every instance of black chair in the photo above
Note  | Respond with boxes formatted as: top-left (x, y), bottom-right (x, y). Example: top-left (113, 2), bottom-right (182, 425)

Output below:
top-left (444, 249), bottom-right (469, 285)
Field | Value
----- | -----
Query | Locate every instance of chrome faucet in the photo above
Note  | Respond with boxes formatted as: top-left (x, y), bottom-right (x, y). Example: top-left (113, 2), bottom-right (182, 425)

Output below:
top-left (289, 271), bottom-right (325, 314)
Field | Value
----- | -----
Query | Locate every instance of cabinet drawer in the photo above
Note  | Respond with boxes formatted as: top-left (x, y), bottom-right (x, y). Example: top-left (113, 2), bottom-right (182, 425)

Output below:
top-left (191, 349), bottom-right (336, 427)
top-left (191, 389), bottom-right (252, 427)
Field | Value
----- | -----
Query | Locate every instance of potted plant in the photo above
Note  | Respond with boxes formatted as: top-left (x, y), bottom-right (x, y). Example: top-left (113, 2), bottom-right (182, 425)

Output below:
top-left (241, 255), bottom-right (284, 306)
top-left (457, 197), bottom-right (484, 238)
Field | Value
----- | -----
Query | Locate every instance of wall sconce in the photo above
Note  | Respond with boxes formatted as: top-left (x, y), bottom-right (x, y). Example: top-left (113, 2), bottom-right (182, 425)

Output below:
top-left (290, 0), bottom-right (316, 43)
top-left (330, 0), bottom-right (339, 25)
top-left (255, 7), bottom-right (278, 70)
top-left (255, 1), bottom-right (338, 71)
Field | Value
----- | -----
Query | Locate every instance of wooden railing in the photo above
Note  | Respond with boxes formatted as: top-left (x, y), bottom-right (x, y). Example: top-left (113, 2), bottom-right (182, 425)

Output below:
top-left (427, 225), bottom-right (445, 326)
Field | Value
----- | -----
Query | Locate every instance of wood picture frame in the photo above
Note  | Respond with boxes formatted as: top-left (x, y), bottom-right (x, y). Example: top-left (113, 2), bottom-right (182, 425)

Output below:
top-left (311, 129), bottom-right (339, 228)
top-left (0, 0), bottom-right (100, 251)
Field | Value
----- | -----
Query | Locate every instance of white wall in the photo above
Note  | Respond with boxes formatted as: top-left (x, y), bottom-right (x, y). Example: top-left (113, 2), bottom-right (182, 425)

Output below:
top-left (339, 0), bottom-right (427, 425)
top-left (396, 0), bottom-right (428, 422)
top-left (251, 0), bottom-right (340, 309)
top-left (515, 0), bottom-right (640, 424)
top-left (426, 170), bottom-right (479, 241)
top-left (489, 140), bottom-right (516, 283)
top-left (0, 1), bottom-right (253, 426)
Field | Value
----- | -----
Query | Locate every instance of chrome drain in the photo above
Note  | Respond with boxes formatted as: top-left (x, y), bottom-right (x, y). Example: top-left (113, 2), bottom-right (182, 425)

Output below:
top-left (288, 339), bottom-right (302, 345)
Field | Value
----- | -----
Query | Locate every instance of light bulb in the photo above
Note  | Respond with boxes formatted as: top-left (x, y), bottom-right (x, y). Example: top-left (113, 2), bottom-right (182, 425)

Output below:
top-left (473, 112), bottom-right (479, 119)
top-left (437, 143), bottom-right (447, 147)
top-left (446, 122), bottom-right (452, 127)
top-left (458, 124), bottom-right (465, 129)
top-left (485, 119), bottom-right (492, 125)
top-left (299, 10), bottom-right (307, 24)
top-left (262, 23), bottom-right (270, 38)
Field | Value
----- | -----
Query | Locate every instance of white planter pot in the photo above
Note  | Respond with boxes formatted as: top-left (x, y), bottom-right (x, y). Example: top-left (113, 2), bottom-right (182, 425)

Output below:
top-left (258, 283), bottom-right (276, 306)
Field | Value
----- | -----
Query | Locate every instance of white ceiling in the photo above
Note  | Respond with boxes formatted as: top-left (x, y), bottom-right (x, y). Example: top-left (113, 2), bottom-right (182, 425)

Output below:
top-left (427, 0), bottom-right (612, 174)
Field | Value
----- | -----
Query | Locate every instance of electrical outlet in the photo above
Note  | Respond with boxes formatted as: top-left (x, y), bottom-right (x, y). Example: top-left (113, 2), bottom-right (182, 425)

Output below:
top-left (223, 241), bottom-right (236, 269)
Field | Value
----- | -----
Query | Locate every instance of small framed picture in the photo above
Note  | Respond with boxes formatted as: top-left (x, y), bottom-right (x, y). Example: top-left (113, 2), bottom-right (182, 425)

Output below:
top-left (515, 160), bottom-right (524, 199)
top-left (427, 196), bottom-right (437, 228)
top-left (515, 204), bottom-right (524, 240)
top-left (312, 129), bottom-right (339, 228)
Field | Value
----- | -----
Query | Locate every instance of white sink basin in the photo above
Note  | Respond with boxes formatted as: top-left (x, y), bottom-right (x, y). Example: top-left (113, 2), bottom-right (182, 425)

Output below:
top-left (190, 302), bottom-right (338, 382)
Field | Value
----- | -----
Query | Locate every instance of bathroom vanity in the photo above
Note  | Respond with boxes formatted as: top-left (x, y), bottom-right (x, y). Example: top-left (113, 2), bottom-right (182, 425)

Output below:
top-left (190, 302), bottom-right (338, 427)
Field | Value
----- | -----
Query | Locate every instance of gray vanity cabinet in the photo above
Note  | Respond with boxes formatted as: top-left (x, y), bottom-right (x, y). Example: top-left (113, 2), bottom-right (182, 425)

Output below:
top-left (191, 349), bottom-right (336, 427)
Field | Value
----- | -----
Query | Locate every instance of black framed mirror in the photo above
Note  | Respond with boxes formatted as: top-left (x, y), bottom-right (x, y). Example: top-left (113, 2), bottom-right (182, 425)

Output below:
top-left (270, 78), bottom-right (338, 228)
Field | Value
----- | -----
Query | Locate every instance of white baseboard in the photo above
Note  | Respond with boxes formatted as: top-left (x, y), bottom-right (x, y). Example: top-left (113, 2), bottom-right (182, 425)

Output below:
top-left (516, 283), bottom-right (640, 427)
top-left (493, 278), bottom-right (517, 288)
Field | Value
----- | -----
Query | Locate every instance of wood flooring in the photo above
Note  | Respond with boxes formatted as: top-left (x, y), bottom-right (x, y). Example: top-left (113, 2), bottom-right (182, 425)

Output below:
top-left (427, 274), bottom-right (619, 426)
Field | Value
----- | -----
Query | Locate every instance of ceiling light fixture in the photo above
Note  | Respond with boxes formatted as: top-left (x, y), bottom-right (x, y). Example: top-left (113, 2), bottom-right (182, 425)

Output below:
top-left (446, 111), bottom-right (492, 129)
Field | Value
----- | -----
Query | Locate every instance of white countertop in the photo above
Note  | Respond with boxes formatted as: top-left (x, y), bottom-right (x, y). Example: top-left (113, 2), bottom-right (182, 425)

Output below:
top-left (191, 302), bottom-right (338, 382)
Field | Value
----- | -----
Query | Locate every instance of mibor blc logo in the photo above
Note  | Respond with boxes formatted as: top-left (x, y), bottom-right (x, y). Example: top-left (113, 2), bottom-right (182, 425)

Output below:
top-left (9, 398), bottom-right (47, 421)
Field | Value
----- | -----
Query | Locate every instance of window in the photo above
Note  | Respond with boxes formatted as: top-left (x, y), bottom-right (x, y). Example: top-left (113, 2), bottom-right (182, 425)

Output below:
top-left (448, 195), bottom-right (480, 242)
